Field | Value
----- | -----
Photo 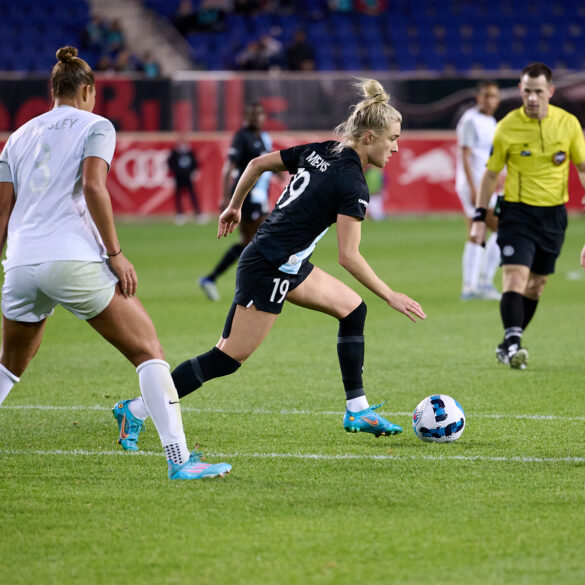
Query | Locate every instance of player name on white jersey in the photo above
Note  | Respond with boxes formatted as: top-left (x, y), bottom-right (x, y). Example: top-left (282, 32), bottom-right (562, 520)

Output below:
top-left (47, 118), bottom-right (80, 130)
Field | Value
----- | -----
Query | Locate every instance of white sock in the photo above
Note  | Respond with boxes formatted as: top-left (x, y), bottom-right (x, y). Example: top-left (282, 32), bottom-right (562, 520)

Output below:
top-left (137, 359), bottom-right (190, 465)
top-left (0, 363), bottom-right (19, 407)
top-left (480, 233), bottom-right (501, 287)
top-left (128, 396), bottom-right (149, 420)
top-left (347, 395), bottom-right (369, 412)
top-left (462, 241), bottom-right (483, 293)
top-left (368, 194), bottom-right (385, 221)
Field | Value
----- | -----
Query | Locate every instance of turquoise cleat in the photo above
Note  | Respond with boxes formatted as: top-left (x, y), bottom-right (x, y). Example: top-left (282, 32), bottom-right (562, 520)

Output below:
top-left (168, 450), bottom-right (232, 480)
top-left (343, 402), bottom-right (403, 437)
top-left (112, 400), bottom-right (145, 451)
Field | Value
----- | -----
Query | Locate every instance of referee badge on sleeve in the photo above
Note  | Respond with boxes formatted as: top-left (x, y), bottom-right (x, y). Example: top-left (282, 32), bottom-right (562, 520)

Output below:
top-left (553, 151), bottom-right (567, 165)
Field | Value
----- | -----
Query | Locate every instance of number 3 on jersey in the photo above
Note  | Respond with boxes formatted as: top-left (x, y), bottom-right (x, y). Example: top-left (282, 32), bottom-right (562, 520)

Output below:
top-left (28, 142), bottom-right (51, 194)
top-left (276, 168), bottom-right (310, 209)
top-left (270, 277), bottom-right (290, 304)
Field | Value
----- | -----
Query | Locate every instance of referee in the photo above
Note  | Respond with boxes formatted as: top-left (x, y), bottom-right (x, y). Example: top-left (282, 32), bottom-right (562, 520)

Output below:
top-left (471, 62), bottom-right (585, 370)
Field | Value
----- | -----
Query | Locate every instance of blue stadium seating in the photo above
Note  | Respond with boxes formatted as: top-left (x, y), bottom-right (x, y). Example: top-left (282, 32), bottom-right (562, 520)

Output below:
top-left (1, 0), bottom-right (585, 73)
top-left (0, 0), bottom-right (92, 72)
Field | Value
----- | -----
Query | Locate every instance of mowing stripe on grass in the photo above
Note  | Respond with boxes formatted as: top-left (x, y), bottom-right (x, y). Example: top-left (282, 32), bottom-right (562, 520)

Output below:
top-left (2, 404), bottom-right (585, 422)
top-left (1, 448), bottom-right (584, 464)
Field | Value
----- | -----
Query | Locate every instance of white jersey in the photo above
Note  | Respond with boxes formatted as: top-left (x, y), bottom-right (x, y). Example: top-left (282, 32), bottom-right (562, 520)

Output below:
top-left (455, 106), bottom-right (497, 197)
top-left (0, 105), bottom-right (116, 271)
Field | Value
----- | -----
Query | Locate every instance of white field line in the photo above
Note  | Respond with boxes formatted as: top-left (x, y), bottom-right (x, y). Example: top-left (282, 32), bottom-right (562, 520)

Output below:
top-left (1, 448), bottom-right (584, 464)
top-left (2, 404), bottom-right (585, 422)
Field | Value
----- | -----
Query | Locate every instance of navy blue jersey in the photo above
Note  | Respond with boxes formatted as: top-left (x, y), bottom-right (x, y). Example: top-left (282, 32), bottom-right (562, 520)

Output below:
top-left (253, 141), bottom-right (369, 273)
top-left (229, 126), bottom-right (271, 173)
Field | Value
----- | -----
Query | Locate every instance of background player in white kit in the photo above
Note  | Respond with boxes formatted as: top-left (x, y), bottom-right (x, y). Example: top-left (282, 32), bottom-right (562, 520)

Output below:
top-left (0, 46), bottom-right (230, 480)
top-left (455, 81), bottom-right (502, 300)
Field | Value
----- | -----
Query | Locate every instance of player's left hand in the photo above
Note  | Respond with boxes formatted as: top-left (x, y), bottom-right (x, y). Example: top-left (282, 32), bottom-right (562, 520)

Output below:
top-left (580, 244), bottom-right (585, 270)
top-left (218, 206), bottom-right (241, 238)
top-left (108, 253), bottom-right (137, 298)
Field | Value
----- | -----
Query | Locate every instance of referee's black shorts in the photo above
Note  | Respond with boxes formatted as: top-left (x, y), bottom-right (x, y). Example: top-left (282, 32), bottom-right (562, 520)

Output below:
top-left (497, 201), bottom-right (567, 275)
top-left (233, 243), bottom-right (314, 314)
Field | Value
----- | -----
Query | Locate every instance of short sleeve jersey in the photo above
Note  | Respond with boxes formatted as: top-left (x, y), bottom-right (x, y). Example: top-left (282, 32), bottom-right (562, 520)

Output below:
top-left (0, 105), bottom-right (116, 271)
top-left (229, 126), bottom-right (272, 203)
top-left (253, 141), bottom-right (369, 274)
top-left (455, 106), bottom-right (497, 195)
top-left (486, 104), bottom-right (585, 206)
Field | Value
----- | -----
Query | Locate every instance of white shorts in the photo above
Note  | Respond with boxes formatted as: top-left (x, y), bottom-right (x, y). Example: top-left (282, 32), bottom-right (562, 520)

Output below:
top-left (456, 188), bottom-right (499, 219)
top-left (2, 261), bottom-right (117, 323)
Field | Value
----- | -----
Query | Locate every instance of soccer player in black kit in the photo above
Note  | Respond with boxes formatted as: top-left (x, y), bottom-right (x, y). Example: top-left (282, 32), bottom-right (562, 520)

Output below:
top-left (116, 78), bottom-right (426, 447)
top-left (199, 102), bottom-right (273, 301)
top-left (167, 137), bottom-right (201, 225)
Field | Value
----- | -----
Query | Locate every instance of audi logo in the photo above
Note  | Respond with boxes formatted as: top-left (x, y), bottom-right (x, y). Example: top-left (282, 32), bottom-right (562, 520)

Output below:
top-left (114, 148), bottom-right (174, 190)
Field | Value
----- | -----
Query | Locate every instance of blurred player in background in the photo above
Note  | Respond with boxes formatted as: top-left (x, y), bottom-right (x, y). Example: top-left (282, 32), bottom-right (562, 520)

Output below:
top-left (116, 78), bottom-right (426, 450)
top-left (199, 102), bottom-right (273, 301)
top-left (0, 46), bottom-right (230, 480)
top-left (167, 135), bottom-right (202, 225)
top-left (471, 63), bottom-right (585, 370)
top-left (364, 165), bottom-right (386, 221)
top-left (455, 81), bottom-right (502, 301)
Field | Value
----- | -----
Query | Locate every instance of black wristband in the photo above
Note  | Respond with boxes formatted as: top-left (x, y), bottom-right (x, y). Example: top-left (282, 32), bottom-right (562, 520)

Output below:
top-left (472, 207), bottom-right (487, 222)
top-left (108, 249), bottom-right (122, 257)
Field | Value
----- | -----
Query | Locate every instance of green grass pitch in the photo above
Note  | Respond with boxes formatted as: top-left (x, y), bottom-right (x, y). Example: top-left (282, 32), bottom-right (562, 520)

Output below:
top-left (1, 215), bottom-right (585, 585)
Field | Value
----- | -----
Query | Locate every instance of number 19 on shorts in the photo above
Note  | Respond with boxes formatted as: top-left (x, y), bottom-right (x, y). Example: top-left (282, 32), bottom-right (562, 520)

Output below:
top-left (270, 278), bottom-right (290, 304)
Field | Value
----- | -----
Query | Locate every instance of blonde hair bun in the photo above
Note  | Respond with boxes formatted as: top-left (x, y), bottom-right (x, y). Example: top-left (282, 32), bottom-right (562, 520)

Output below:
top-left (356, 77), bottom-right (389, 103)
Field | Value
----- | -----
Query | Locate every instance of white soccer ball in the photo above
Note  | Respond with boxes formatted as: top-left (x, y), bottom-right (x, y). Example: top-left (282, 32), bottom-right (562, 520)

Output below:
top-left (412, 394), bottom-right (466, 443)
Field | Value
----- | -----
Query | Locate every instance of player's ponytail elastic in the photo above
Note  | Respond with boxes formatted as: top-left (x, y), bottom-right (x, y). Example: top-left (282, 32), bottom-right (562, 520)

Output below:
top-left (333, 78), bottom-right (401, 153)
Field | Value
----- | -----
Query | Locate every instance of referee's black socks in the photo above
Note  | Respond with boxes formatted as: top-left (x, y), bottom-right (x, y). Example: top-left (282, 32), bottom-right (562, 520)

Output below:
top-left (500, 291), bottom-right (524, 347)
top-left (337, 302), bottom-right (367, 400)
top-left (172, 347), bottom-right (241, 398)
top-left (522, 295), bottom-right (539, 330)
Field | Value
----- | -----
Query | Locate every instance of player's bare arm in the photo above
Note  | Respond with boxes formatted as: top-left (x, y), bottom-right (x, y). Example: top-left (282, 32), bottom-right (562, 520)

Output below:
top-left (221, 159), bottom-right (237, 208)
top-left (218, 151), bottom-right (286, 238)
top-left (82, 156), bottom-right (137, 297)
top-left (461, 146), bottom-right (477, 204)
top-left (0, 182), bottom-right (15, 254)
top-left (336, 214), bottom-right (426, 322)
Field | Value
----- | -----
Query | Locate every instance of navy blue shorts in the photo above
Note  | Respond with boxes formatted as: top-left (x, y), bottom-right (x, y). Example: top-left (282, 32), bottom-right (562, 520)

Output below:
top-left (497, 201), bottom-right (567, 275)
top-left (233, 243), bottom-right (314, 314)
top-left (241, 197), bottom-right (268, 221)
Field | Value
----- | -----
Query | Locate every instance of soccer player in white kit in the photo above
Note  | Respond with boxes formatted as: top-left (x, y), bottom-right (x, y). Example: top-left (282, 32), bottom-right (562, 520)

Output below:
top-left (455, 81), bottom-right (502, 300)
top-left (0, 46), bottom-right (230, 480)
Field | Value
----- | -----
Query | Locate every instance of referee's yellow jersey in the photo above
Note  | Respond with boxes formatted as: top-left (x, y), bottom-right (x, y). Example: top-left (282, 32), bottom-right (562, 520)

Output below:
top-left (486, 104), bottom-right (585, 206)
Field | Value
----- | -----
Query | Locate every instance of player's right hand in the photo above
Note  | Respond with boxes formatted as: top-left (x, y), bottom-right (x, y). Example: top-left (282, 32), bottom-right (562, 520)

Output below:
top-left (218, 206), bottom-right (241, 238)
top-left (469, 221), bottom-right (486, 246)
top-left (580, 244), bottom-right (585, 270)
top-left (387, 292), bottom-right (426, 323)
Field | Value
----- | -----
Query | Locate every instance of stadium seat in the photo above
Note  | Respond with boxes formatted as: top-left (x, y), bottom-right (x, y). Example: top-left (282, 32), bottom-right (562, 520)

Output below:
top-left (2, 0), bottom-right (584, 73)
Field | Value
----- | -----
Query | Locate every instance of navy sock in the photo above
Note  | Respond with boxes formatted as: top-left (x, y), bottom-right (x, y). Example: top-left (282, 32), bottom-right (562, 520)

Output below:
top-left (337, 302), bottom-right (367, 400)
top-left (208, 244), bottom-right (245, 281)
top-left (172, 347), bottom-right (241, 398)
